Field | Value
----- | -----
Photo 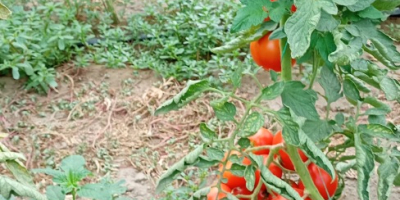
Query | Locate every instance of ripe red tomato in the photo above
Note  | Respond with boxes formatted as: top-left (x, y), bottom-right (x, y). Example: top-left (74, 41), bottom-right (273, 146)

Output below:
top-left (272, 131), bottom-right (308, 171)
top-left (207, 184), bottom-right (232, 200)
top-left (219, 151), bottom-right (247, 189)
top-left (291, 5), bottom-right (297, 12)
top-left (298, 163), bottom-right (339, 199)
top-left (250, 33), bottom-right (295, 72)
top-left (232, 187), bottom-right (268, 200)
top-left (248, 128), bottom-right (274, 155)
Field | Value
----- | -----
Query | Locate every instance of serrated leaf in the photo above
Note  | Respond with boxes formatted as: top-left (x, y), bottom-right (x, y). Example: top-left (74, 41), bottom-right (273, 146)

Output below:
top-left (316, 10), bottom-right (340, 32)
top-left (189, 187), bottom-right (210, 200)
top-left (212, 21), bottom-right (278, 54)
top-left (333, 0), bottom-right (357, 6)
top-left (230, 0), bottom-right (270, 33)
top-left (212, 101), bottom-right (236, 121)
top-left (249, 154), bottom-right (302, 200)
top-left (46, 186), bottom-right (65, 200)
top-left (261, 81), bottom-right (285, 100)
top-left (194, 156), bottom-right (220, 168)
top-left (319, 66), bottom-right (342, 103)
top-left (285, 0), bottom-right (337, 58)
top-left (377, 157), bottom-right (400, 200)
top-left (343, 78), bottom-right (361, 105)
top-left (5, 160), bottom-right (35, 187)
top-left (155, 80), bottom-right (209, 115)
top-left (240, 112), bottom-right (264, 137)
top-left (244, 165), bottom-right (256, 191)
top-left (0, 2), bottom-right (11, 19)
top-left (230, 163), bottom-right (246, 177)
top-left (0, 176), bottom-right (47, 200)
top-left (336, 160), bottom-right (356, 173)
top-left (315, 32), bottom-right (337, 67)
top-left (373, 0), bottom-right (400, 11)
top-left (302, 119), bottom-right (334, 143)
top-left (355, 133), bottom-right (375, 200)
top-left (268, 0), bottom-right (291, 22)
top-left (199, 123), bottom-right (217, 142)
top-left (281, 81), bottom-right (319, 120)
top-left (363, 96), bottom-right (391, 113)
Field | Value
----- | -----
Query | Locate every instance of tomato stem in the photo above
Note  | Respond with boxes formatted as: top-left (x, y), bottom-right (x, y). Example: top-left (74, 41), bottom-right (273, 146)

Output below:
top-left (280, 15), bottom-right (292, 82)
top-left (244, 143), bottom-right (283, 153)
top-left (309, 50), bottom-right (319, 89)
top-left (279, 14), bottom-right (325, 200)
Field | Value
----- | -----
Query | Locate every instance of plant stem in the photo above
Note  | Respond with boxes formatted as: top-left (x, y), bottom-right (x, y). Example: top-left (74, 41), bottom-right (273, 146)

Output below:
top-left (309, 50), bottom-right (319, 89)
top-left (244, 143), bottom-right (283, 153)
top-left (280, 15), bottom-right (292, 82)
top-left (250, 73), bottom-right (263, 90)
top-left (279, 14), bottom-right (325, 200)
top-left (326, 102), bottom-right (331, 120)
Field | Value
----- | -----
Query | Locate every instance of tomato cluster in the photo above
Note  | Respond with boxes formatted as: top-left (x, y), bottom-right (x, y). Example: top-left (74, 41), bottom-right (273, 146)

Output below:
top-left (207, 128), bottom-right (339, 200)
top-left (250, 2), bottom-right (297, 72)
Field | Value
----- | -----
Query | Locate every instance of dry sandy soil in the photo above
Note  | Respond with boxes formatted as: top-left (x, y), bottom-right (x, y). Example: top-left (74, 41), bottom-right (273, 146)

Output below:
top-left (1, 1), bottom-right (400, 200)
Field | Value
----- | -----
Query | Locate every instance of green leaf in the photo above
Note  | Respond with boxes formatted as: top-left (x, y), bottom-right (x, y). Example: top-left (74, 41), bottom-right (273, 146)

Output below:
top-left (46, 186), bottom-right (65, 200)
top-left (206, 147), bottom-right (225, 161)
top-left (335, 113), bottom-right (345, 126)
top-left (315, 32), bottom-right (337, 67)
top-left (0, 152), bottom-right (25, 162)
top-left (231, 66), bottom-right (243, 88)
top-left (230, 0), bottom-right (270, 33)
top-left (363, 96), bottom-right (391, 115)
top-left (316, 10), bottom-right (340, 32)
top-left (333, 0), bottom-right (357, 6)
top-left (0, 176), bottom-right (47, 200)
top-left (358, 6), bottom-right (384, 19)
top-left (285, 0), bottom-right (337, 58)
top-left (155, 80), bottom-right (209, 115)
top-left (368, 115), bottom-right (386, 125)
top-left (270, 70), bottom-right (278, 82)
top-left (0, 2), bottom-right (11, 19)
top-left (212, 21), bottom-right (278, 54)
top-left (249, 155), bottom-right (302, 200)
top-left (77, 179), bottom-right (127, 200)
top-left (269, 27), bottom-right (286, 40)
top-left (230, 163), bottom-right (246, 177)
top-left (238, 138), bottom-right (251, 149)
top-left (336, 160), bottom-right (356, 173)
top-left (244, 165), bottom-right (256, 191)
top-left (377, 157), bottom-right (400, 200)
top-left (355, 133), bottom-right (375, 200)
top-left (347, 0), bottom-right (375, 12)
top-left (261, 81), bottom-right (285, 100)
top-left (193, 156), bottom-right (219, 168)
top-left (156, 145), bottom-right (203, 193)
top-left (319, 66), bottom-right (342, 103)
top-left (12, 67), bottom-right (20, 80)
top-left (268, 0), bottom-right (291, 22)
top-left (359, 124), bottom-right (397, 140)
top-left (199, 123), bottom-right (217, 142)
top-left (345, 74), bottom-right (371, 93)
top-left (372, 0), bottom-right (400, 11)
top-left (281, 81), bottom-right (319, 120)
top-left (240, 112), bottom-right (264, 137)
top-left (302, 119), bottom-right (334, 143)
top-left (343, 78), bottom-right (361, 105)
top-left (328, 31), bottom-right (363, 66)
top-left (211, 101), bottom-right (236, 121)
top-left (380, 77), bottom-right (400, 101)
top-left (5, 161), bottom-right (35, 187)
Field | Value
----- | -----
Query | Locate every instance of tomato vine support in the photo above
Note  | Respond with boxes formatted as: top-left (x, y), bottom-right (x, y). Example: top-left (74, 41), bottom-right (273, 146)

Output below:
top-left (279, 14), bottom-right (325, 200)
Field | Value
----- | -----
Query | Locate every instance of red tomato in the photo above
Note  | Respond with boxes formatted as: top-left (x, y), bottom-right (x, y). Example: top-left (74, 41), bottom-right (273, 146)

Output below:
top-left (272, 131), bottom-right (308, 171)
top-left (250, 33), bottom-right (295, 72)
top-left (291, 5), bottom-right (297, 12)
top-left (268, 188), bottom-right (311, 200)
top-left (219, 151), bottom-right (247, 189)
top-left (232, 187), bottom-right (268, 200)
top-left (207, 184), bottom-right (232, 200)
top-left (298, 163), bottom-right (339, 199)
top-left (248, 128), bottom-right (274, 155)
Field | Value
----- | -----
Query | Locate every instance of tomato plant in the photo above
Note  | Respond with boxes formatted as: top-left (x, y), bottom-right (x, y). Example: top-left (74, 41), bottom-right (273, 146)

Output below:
top-left (155, 0), bottom-right (400, 200)
top-left (207, 184), bottom-right (231, 200)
